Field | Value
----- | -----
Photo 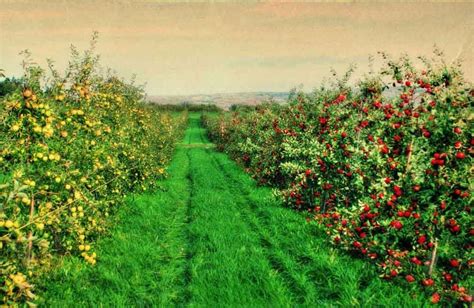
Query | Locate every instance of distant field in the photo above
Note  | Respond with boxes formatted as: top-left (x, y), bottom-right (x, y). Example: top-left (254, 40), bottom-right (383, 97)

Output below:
top-left (147, 87), bottom-right (413, 110)
top-left (148, 92), bottom-right (289, 110)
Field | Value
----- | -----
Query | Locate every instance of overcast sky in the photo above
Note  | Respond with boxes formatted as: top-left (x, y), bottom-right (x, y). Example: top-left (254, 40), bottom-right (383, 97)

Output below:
top-left (1, 1), bottom-right (473, 95)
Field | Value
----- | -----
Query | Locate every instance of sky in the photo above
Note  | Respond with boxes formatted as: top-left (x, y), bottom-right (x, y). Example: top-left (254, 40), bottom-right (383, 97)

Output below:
top-left (0, 1), bottom-right (473, 96)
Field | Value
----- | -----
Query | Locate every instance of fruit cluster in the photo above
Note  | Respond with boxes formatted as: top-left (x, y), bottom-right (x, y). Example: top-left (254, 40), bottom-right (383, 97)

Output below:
top-left (0, 41), bottom-right (187, 304)
top-left (203, 53), bottom-right (473, 304)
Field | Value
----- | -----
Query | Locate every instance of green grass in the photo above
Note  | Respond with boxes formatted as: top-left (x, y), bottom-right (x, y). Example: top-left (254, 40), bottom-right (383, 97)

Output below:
top-left (0, 173), bottom-right (11, 184)
top-left (41, 113), bottom-right (426, 307)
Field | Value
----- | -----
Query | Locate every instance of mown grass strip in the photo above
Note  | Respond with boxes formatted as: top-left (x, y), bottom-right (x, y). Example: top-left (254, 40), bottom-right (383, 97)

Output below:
top-left (183, 147), bottom-right (295, 306)
top-left (40, 148), bottom-right (190, 306)
top-left (211, 150), bottom-right (426, 307)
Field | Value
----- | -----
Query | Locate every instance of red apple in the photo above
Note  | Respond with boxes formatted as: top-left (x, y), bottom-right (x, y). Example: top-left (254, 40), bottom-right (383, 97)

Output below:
top-left (450, 259), bottom-right (460, 267)
top-left (422, 278), bottom-right (434, 287)
top-left (391, 220), bottom-right (403, 230)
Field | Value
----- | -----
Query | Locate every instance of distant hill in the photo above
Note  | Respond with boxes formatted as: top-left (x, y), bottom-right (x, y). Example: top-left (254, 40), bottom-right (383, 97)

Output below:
top-left (148, 92), bottom-right (289, 110)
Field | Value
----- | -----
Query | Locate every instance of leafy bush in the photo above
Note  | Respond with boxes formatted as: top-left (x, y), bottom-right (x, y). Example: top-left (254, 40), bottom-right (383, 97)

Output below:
top-left (0, 77), bottom-right (22, 97)
top-left (0, 36), bottom-right (187, 304)
top-left (203, 52), bottom-right (473, 305)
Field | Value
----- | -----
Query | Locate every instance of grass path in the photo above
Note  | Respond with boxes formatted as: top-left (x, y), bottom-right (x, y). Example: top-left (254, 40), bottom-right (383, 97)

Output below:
top-left (42, 113), bottom-right (424, 307)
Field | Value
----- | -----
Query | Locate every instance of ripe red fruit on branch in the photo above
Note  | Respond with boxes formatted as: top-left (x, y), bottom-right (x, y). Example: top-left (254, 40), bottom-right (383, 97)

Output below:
top-left (323, 183), bottom-right (333, 190)
top-left (405, 81), bottom-right (411, 87)
top-left (393, 185), bottom-right (402, 196)
top-left (411, 257), bottom-right (422, 265)
top-left (305, 169), bottom-right (312, 177)
top-left (456, 152), bottom-right (465, 159)
top-left (461, 295), bottom-right (472, 303)
top-left (390, 220), bottom-right (403, 230)
top-left (431, 293), bottom-right (440, 304)
top-left (422, 278), bottom-right (434, 287)
top-left (453, 127), bottom-right (462, 134)
top-left (341, 132), bottom-right (347, 138)
top-left (337, 94), bottom-right (346, 102)
top-left (440, 201), bottom-right (446, 210)
top-left (405, 275), bottom-right (415, 283)
top-left (418, 235), bottom-right (426, 245)
top-left (454, 141), bottom-right (462, 149)
top-left (431, 153), bottom-right (445, 166)
top-left (450, 259), bottom-right (460, 267)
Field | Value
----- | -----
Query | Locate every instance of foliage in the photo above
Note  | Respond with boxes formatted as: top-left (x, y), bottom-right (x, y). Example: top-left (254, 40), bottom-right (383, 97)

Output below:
top-left (0, 77), bottom-right (22, 98)
top-left (0, 37), bottom-right (187, 305)
top-left (203, 52), bottom-right (473, 305)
